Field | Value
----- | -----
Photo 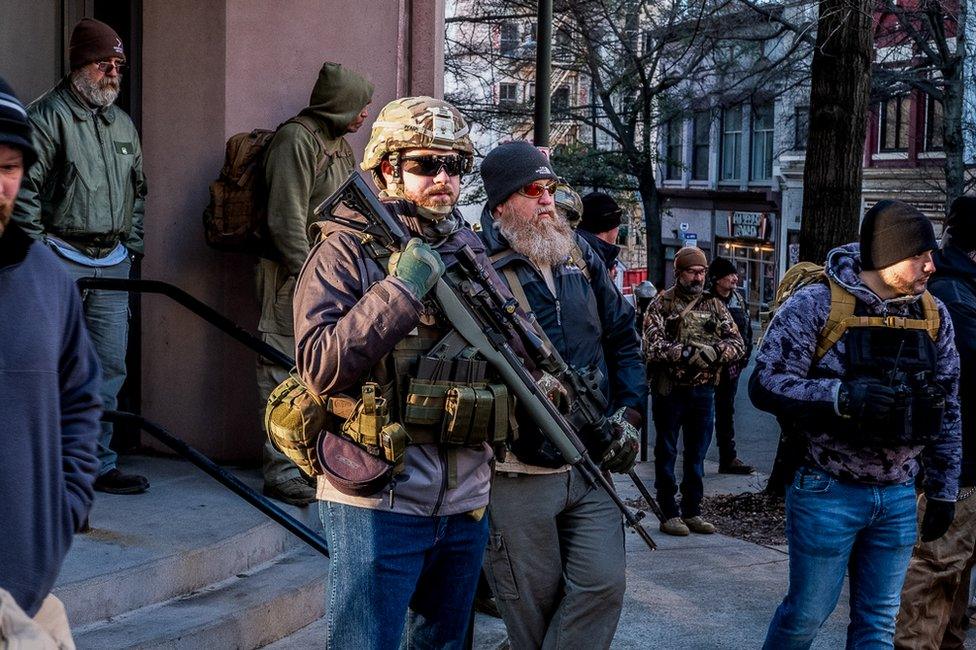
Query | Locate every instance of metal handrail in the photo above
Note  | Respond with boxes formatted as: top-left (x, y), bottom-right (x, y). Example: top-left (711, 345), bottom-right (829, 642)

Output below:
top-left (76, 277), bottom-right (294, 369)
top-left (102, 410), bottom-right (329, 558)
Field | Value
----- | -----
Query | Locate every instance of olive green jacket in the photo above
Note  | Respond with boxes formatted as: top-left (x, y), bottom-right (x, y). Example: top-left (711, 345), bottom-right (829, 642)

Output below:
top-left (14, 78), bottom-right (147, 258)
top-left (263, 63), bottom-right (373, 277)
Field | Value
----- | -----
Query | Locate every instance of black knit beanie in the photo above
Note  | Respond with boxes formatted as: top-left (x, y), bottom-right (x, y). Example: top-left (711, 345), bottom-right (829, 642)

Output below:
top-left (69, 18), bottom-right (125, 71)
top-left (860, 199), bottom-right (937, 270)
top-left (481, 141), bottom-right (558, 211)
top-left (944, 196), bottom-right (976, 252)
top-left (0, 77), bottom-right (36, 169)
top-left (709, 257), bottom-right (737, 281)
top-left (580, 192), bottom-right (623, 234)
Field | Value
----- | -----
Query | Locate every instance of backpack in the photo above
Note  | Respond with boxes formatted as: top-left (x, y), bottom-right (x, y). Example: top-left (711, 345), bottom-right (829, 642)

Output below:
top-left (202, 116), bottom-right (328, 257)
top-left (758, 261), bottom-right (940, 360)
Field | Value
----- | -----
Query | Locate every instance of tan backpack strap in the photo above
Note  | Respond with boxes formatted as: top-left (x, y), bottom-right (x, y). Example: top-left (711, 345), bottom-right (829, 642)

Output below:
top-left (677, 295), bottom-right (702, 321)
top-left (921, 291), bottom-right (941, 340)
top-left (814, 279), bottom-right (857, 361)
top-left (502, 267), bottom-right (558, 351)
top-left (569, 241), bottom-right (591, 282)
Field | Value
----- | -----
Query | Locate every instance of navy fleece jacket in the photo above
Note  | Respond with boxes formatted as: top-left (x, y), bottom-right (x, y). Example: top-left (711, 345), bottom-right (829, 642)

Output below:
top-left (0, 223), bottom-right (101, 616)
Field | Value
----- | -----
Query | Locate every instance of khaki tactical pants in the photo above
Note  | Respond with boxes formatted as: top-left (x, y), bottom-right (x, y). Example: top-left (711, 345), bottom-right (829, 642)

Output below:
top-left (895, 491), bottom-right (976, 650)
top-left (0, 591), bottom-right (74, 650)
top-left (256, 259), bottom-right (301, 487)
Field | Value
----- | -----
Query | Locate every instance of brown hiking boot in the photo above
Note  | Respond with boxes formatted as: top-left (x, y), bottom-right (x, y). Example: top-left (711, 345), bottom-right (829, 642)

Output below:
top-left (718, 458), bottom-right (755, 475)
top-left (682, 516), bottom-right (716, 534)
top-left (264, 477), bottom-right (316, 506)
top-left (660, 517), bottom-right (690, 536)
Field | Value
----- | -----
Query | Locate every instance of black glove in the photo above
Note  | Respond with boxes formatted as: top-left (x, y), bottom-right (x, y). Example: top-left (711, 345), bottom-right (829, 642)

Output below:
top-left (920, 498), bottom-right (955, 542)
top-left (838, 379), bottom-right (897, 420)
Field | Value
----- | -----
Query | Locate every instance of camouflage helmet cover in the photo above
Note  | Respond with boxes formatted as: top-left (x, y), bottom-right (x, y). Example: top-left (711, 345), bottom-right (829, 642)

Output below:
top-left (554, 180), bottom-right (583, 226)
top-left (361, 96), bottom-right (474, 179)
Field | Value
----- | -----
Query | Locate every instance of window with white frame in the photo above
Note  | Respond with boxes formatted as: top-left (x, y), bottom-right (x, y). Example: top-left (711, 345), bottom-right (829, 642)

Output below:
top-left (794, 106), bottom-right (809, 150)
top-left (499, 22), bottom-right (519, 55)
top-left (665, 119), bottom-right (683, 180)
top-left (879, 95), bottom-right (911, 152)
top-left (498, 83), bottom-right (517, 106)
top-left (750, 103), bottom-right (774, 181)
top-left (924, 95), bottom-right (944, 152)
top-left (692, 112), bottom-right (710, 180)
top-left (721, 106), bottom-right (742, 181)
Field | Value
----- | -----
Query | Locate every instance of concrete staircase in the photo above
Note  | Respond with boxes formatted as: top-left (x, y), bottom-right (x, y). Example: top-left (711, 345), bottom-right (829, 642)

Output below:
top-left (56, 457), bottom-right (329, 649)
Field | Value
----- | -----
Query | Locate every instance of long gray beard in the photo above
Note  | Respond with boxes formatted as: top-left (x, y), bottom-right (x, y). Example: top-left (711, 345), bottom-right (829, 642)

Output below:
top-left (71, 71), bottom-right (120, 108)
top-left (495, 211), bottom-right (574, 267)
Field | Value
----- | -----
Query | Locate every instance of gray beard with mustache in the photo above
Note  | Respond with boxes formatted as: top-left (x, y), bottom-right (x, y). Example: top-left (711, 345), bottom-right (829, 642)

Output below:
top-left (71, 70), bottom-right (120, 108)
top-left (0, 196), bottom-right (13, 237)
top-left (495, 204), bottom-right (575, 267)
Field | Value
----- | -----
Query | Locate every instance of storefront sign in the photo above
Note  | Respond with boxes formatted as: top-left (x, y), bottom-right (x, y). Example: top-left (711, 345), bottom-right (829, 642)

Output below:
top-left (728, 211), bottom-right (768, 240)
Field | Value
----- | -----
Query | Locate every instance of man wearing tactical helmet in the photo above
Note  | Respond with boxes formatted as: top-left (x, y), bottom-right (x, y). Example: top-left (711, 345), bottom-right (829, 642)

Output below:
top-left (293, 96), bottom-right (507, 648)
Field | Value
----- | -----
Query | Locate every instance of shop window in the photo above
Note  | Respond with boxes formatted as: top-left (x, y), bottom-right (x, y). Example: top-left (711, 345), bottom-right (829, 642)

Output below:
top-left (721, 106), bottom-right (742, 181)
top-left (692, 112), bottom-right (710, 181)
top-left (750, 103), bottom-right (774, 181)
top-left (665, 119), bottom-right (683, 180)
top-left (879, 95), bottom-right (911, 152)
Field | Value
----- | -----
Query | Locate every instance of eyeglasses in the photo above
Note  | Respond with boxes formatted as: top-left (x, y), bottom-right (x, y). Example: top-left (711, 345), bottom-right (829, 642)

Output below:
top-left (400, 154), bottom-right (466, 177)
top-left (94, 60), bottom-right (126, 73)
top-left (517, 181), bottom-right (558, 199)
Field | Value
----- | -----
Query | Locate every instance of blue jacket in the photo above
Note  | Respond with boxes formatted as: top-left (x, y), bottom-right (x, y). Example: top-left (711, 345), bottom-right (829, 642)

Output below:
top-left (0, 223), bottom-right (101, 615)
top-left (750, 243), bottom-right (961, 500)
top-left (478, 208), bottom-right (645, 463)
top-left (928, 243), bottom-right (976, 486)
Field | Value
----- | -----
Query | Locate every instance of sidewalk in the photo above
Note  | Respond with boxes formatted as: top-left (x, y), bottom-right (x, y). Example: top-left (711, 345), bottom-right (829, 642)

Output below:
top-left (474, 459), bottom-right (851, 649)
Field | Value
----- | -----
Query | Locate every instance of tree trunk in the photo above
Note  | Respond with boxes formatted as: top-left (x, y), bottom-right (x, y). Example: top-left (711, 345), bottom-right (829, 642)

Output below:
top-left (639, 172), bottom-right (664, 288)
top-left (799, 0), bottom-right (874, 263)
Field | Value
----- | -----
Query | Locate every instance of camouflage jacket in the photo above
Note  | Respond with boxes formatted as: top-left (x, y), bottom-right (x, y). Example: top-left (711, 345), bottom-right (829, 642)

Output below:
top-left (643, 285), bottom-right (745, 389)
top-left (750, 244), bottom-right (961, 500)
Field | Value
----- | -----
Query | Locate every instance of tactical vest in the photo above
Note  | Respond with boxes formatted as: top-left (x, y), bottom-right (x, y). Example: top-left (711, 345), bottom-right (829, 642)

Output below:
top-left (821, 281), bottom-right (944, 445)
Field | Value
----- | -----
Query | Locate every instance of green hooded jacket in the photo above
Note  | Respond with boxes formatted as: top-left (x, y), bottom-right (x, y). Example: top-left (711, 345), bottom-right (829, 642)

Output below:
top-left (14, 78), bottom-right (147, 258)
top-left (264, 62), bottom-right (373, 277)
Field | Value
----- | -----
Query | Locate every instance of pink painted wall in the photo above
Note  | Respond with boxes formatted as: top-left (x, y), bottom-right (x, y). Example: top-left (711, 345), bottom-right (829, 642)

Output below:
top-left (141, 0), bottom-right (444, 460)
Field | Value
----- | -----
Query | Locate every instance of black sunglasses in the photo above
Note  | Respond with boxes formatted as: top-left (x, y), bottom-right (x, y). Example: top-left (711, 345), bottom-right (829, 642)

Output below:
top-left (400, 154), bottom-right (467, 177)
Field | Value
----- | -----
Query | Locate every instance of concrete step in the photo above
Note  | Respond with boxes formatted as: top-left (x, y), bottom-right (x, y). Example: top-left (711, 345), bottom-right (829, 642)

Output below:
top-left (73, 548), bottom-right (327, 650)
top-left (55, 456), bottom-right (324, 627)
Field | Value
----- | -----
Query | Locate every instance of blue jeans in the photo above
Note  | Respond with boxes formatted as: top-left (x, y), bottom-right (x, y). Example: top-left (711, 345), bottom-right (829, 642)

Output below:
top-left (59, 255), bottom-right (131, 475)
top-left (652, 385), bottom-right (715, 519)
top-left (320, 501), bottom-right (489, 649)
top-left (764, 466), bottom-right (918, 649)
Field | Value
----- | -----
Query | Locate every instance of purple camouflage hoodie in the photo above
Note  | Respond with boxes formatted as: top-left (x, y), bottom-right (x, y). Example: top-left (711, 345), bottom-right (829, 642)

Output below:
top-left (751, 243), bottom-right (961, 500)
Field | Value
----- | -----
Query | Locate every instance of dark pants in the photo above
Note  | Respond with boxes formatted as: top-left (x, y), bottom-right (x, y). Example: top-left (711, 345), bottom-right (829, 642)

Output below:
top-left (652, 384), bottom-right (716, 520)
top-left (714, 370), bottom-right (740, 465)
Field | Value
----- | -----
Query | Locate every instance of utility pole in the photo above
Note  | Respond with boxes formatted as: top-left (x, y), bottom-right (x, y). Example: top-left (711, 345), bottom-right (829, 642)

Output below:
top-left (533, 0), bottom-right (553, 147)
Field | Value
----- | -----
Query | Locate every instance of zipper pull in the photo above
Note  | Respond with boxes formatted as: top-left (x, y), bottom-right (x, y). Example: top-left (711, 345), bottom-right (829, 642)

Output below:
top-left (388, 485), bottom-right (396, 509)
top-left (556, 299), bottom-right (562, 326)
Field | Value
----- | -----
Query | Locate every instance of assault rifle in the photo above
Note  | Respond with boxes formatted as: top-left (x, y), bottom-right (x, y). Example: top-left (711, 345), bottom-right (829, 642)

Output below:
top-left (316, 172), bottom-right (658, 550)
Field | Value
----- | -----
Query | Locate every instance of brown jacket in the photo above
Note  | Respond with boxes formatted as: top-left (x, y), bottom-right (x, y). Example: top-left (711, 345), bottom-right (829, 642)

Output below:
top-left (293, 214), bottom-right (502, 516)
top-left (643, 285), bottom-right (745, 390)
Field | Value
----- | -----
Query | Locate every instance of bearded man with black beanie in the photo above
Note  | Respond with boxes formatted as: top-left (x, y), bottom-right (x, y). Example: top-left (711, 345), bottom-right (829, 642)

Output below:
top-left (895, 196), bottom-right (976, 649)
top-left (752, 199), bottom-right (962, 648)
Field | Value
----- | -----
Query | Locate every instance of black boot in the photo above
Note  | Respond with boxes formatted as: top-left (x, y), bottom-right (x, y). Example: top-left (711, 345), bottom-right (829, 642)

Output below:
top-left (93, 468), bottom-right (150, 494)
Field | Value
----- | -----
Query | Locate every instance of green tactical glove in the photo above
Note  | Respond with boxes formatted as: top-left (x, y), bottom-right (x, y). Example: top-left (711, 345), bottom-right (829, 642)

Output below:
top-left (602, 407), bottom-right (642, 474)
top-left (388, 238), bottom-right (446, 299)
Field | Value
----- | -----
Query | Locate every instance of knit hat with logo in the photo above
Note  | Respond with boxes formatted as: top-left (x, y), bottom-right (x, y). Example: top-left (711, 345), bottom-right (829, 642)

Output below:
top-left (481, 141), bottom-right (558, 211)
top-left (0, 77), bottom-right (36, 169)
top-left (69, 18), bottom-right (125, 71)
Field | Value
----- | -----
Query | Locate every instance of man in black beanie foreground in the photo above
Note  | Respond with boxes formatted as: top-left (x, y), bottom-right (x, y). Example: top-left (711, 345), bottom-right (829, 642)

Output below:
top-left (477, 141), bottom-right (645, 648)
top-left (752, 199), bottom-right (961, 648)
top-left (895, 195), bottom-right (976, 648)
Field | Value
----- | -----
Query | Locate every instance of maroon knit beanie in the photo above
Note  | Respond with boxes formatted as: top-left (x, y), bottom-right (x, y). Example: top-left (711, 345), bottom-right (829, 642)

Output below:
top-left (69, 18), bottom-right (125, 71)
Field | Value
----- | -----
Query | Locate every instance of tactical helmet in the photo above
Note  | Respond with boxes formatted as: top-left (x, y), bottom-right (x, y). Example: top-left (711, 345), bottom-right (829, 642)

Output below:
top-left (554, 180), bottom-right (583, 227)
top-left (361, 96), bottom-right (474, 189)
